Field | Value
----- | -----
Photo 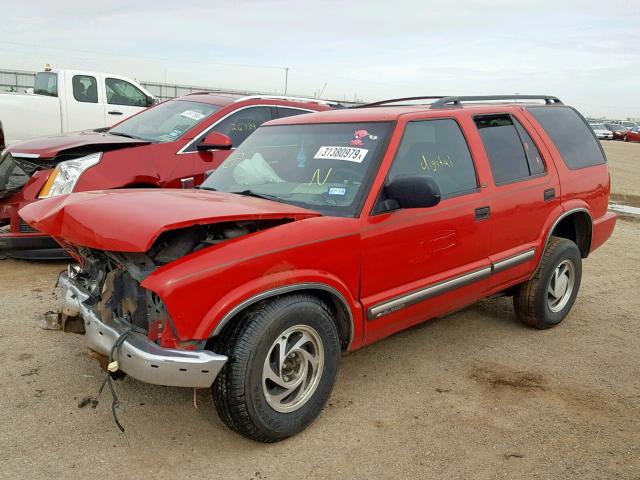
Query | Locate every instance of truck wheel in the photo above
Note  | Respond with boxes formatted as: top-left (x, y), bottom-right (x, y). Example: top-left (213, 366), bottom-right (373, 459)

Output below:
top-left (212, 294), bottom-right (340, 442)
top-left (513, 237), bottom-right (582, 329)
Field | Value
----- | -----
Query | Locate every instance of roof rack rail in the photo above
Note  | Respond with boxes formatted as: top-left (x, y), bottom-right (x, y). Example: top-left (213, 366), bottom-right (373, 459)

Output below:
top-left (234, 95), bottom-right (338, 106)
top-left (354, 96), bottom-right (447, 108)
top-left (430, 95), bottom-right (562, 109)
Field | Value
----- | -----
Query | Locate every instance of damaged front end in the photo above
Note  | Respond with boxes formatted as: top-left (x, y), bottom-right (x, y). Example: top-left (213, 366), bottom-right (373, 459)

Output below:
top-left (56, 219), bottom-right (289, 388)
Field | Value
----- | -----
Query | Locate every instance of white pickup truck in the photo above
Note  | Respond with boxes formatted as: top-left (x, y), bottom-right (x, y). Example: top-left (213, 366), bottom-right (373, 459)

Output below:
top-left (0, 68), bottom-right (155, 149)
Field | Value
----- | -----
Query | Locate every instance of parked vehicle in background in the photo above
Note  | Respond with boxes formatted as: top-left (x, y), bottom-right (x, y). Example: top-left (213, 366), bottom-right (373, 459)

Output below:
top-left (0, 68), bottom-right (155, 149)
top-left (0, 94), bottom-right (331, 259)
top-left (623, 126), bottom-right (640, 142)
top-left (604, 123), bottom-right (627, 140)
top-left (21, 95), bottom-right (616, 442)
top-left (613, 120), bottom-right (639, 131)
top-left (588, 122), bottom-right (613, 140)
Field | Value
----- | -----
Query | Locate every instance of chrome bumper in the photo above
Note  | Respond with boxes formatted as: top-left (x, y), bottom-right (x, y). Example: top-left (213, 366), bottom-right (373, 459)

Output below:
top-left (58, 272), bottom-right (227, 388)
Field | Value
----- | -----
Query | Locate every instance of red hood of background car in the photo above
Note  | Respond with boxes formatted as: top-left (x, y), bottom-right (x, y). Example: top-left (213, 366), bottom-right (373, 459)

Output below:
top-left (7, 131), bottom-right (150, 158)
top-left (19, 189), bottom-right (320, 252)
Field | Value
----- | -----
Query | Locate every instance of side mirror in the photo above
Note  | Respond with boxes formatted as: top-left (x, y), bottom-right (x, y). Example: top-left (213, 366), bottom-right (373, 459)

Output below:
top-left (385, 175), bottom-right (441, 209)
top-left (197, 132), bottom-right (233, 151)
top-left (145, 95), bottom-right (156, 107)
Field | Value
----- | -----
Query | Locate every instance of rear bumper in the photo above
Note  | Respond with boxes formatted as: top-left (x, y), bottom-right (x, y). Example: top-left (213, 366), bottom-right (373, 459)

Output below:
top-left (0, 232), bottom-right (69, 259)
top-left (591, 211), bottom-right (617, 253)
top-left (59, 272), bottom-right (227, 388)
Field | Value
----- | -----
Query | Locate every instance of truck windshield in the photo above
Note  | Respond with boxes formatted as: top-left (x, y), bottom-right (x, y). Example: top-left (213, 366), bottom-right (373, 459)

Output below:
top-left (201, 122), bottom-right (392, 217)
top-left (34, 72), bottom-right (58, 97)
top-left (109, 100), bottom-right (221, 143)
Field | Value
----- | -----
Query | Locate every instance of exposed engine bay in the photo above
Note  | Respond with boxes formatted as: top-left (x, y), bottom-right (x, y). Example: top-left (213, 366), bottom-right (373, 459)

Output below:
top-left (66, 219), bottom-right (291, 342)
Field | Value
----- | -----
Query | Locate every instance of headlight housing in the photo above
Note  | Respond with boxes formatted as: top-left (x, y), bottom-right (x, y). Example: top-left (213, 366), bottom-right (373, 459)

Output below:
top-left (38, 152), bottom-right (102, 198)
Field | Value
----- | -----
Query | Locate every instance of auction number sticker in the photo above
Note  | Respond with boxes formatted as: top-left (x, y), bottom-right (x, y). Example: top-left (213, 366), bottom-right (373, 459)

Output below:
top-left (314, 146), bottom-right (368, 163)
top-left (180, 110), bottom-right (206, 121)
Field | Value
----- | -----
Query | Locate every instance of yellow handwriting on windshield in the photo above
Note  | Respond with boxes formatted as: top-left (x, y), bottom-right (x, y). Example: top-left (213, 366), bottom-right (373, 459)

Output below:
top-left (309, 168), bottom-right (333, 185)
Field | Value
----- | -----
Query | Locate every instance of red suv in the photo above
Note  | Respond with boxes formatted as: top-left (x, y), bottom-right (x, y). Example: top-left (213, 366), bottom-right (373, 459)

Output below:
top-left (22, 95), bottom-right (616, 442)
top-left (0, 94), bottom-right (330, 259)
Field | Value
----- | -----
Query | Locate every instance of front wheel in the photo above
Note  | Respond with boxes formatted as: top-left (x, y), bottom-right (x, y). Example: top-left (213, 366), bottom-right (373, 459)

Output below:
top-left (513, 237), bottom-right (582, 329)
top-left (212, 294), bottom-right (340, 442)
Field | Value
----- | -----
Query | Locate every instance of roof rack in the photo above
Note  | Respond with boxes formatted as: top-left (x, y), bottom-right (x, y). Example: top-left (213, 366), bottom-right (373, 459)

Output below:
top-left (430, 95), bottom-right (563, 109)
top-left (234, 95), bottom-right (338, 106)
top-left (354, 96), bottom-right (447, 108)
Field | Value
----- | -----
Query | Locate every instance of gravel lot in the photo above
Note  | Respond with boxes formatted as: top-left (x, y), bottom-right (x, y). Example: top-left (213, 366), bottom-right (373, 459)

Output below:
top-left (0, 143), bottom-right (638, 480)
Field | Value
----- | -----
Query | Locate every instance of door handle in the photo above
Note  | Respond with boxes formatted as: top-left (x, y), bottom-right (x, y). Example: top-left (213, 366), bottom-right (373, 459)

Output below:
top-left (475, 206), bottom-right (490, 221)
top-left (108, 111), bottom-right (123, 115)
top-left (544, 188), bottom-right (556, 202)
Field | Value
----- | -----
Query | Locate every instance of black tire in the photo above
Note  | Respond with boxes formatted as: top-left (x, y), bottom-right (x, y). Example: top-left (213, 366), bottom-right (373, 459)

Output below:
top-left (211, 294), bottom-right (340, 442)
top-left (624, 134), bottom-right (628, 142)
top-left (513, 237), bottom-right (582, 329)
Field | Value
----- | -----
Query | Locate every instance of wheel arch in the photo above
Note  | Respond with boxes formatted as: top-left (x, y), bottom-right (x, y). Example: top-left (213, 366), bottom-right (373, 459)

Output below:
top-left (544, 208), bottom-right (593, 259)
top-left (210, 283), bottom-right (355, 352)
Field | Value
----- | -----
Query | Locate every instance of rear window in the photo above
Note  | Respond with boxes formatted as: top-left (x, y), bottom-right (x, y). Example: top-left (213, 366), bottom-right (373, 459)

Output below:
top-left (528, 106), bottom-right (606, 169)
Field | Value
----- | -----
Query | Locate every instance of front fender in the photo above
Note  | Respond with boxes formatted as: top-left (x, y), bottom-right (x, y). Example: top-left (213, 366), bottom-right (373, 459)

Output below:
top-left (197, 270), bottom-right (361, 344)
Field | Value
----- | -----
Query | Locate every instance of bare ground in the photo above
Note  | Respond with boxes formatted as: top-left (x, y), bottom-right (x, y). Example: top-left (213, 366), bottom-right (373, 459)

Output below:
top-left (0, 144), bottom-right (639, 480)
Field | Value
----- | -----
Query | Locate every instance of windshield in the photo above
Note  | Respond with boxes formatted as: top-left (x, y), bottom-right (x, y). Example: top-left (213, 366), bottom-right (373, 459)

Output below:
top-left (201, 122), bottom-right (392, 217)
top-left (109, 99), bottom-right (221, 142)
top-left (589, 123), bottom-right (605, 129)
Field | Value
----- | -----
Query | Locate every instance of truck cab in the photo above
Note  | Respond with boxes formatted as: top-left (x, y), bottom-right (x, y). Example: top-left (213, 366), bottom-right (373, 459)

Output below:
top-left (0, 68), bottom-right (154, 148)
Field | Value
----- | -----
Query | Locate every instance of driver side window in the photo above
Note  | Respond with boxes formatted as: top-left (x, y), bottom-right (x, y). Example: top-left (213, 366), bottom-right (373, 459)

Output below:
top-left (213, 107), bottom-right (273, 146)
top-left (105, 77), bottom-right (147, 107)
top-left (388, 119), bottom-right (478, 199)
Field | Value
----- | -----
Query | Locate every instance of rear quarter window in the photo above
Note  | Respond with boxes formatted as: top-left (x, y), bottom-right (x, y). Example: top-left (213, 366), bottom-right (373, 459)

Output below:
top-left (527, 106), bottom-right (606, 169)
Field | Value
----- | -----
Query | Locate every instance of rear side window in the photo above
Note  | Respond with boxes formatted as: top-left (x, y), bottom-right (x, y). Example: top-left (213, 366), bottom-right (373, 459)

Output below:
top-left (276, 107), bottom-right (313, 119)
top-left (528, 106), bottom-right (606, 169)
top-left (389, 119), bottom-right (478, 198)
top-left (475, 114), bottom-right (545, 184)
top-left (72, 75), bottom-right (98, 103)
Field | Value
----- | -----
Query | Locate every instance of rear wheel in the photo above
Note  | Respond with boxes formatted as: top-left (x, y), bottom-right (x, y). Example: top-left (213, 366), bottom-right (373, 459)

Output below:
top-left (212, 294), bottom-right (340, 442)
top-left (513, 237), bottom-right (582, 329)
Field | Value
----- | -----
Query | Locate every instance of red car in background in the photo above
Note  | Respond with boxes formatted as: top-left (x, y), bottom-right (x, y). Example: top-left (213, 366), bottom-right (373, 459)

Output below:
top-left (0, 94), bottom-right (330, 259)
top-left (623, 126), bottom-right (640, 142)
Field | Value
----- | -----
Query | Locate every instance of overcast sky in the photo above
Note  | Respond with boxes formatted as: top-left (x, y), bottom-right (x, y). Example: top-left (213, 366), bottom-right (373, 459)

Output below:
top-left (1, 0), bottom-right (639, 118)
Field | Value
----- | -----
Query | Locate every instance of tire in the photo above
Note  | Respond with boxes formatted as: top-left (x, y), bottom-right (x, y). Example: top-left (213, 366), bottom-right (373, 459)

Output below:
top-left (513, 237), bottom-right (582, 329)
top-left (211, 294), bottom-right (340, 442)
top-left (624, 134), bottom-right (628, 142)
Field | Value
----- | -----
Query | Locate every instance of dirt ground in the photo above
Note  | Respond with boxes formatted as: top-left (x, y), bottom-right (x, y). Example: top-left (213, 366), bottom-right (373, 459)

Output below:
top-left (0, 144), bottom-right (639, 480)
top-left (602, 141), bottom-right (640, 206)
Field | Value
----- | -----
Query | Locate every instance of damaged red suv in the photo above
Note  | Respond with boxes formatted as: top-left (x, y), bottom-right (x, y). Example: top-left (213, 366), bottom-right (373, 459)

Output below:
top-left (0, 94), bottom-right (329, 259)
top-left (22, 95), bottom-right (616, 442)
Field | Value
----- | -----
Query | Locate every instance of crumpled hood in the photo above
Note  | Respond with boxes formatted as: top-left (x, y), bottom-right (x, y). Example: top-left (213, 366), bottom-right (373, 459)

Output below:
top-left (19, 189), bottom-right (320, 252)
top-left (7, 131), bottom-right (150, 159)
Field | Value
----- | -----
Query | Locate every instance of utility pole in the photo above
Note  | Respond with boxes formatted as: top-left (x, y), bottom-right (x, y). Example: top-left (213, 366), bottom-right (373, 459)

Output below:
top-left (284, 67), bottom-right (289, 94)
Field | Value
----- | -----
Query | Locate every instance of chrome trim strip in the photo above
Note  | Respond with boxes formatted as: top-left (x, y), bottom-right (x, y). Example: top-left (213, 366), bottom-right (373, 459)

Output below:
top-left (10, 152), bottom-right (40, 159)
top-left (212, 282), bottom-right (355, 350)
top-left (58, 273), bottom-right (227, 388)
top-left (368, 267), bottom-right (492, 320)
top-left (176, 104), bottom-right (317, 155)
top-left (493, 248), bottom-right (535, 274)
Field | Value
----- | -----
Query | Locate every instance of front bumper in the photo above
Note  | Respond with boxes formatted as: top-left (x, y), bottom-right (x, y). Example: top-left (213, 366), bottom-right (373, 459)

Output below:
top-left (0, 232), bottom-right (69, 260)
top-left (59, 272), bottom-right (227, 388)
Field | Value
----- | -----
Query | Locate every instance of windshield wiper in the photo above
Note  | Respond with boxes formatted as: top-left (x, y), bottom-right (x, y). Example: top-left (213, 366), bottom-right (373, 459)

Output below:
top-left (108, 131), bottom-right (143, 140)
top-left (199, 186), bottom-right (216, 191)
top-left (229, 190), bottom-right (282, 202)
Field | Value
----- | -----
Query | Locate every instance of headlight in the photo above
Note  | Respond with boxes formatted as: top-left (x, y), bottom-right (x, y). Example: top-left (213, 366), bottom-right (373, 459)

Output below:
top-left (38, 152), bottom-right (102, 198)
